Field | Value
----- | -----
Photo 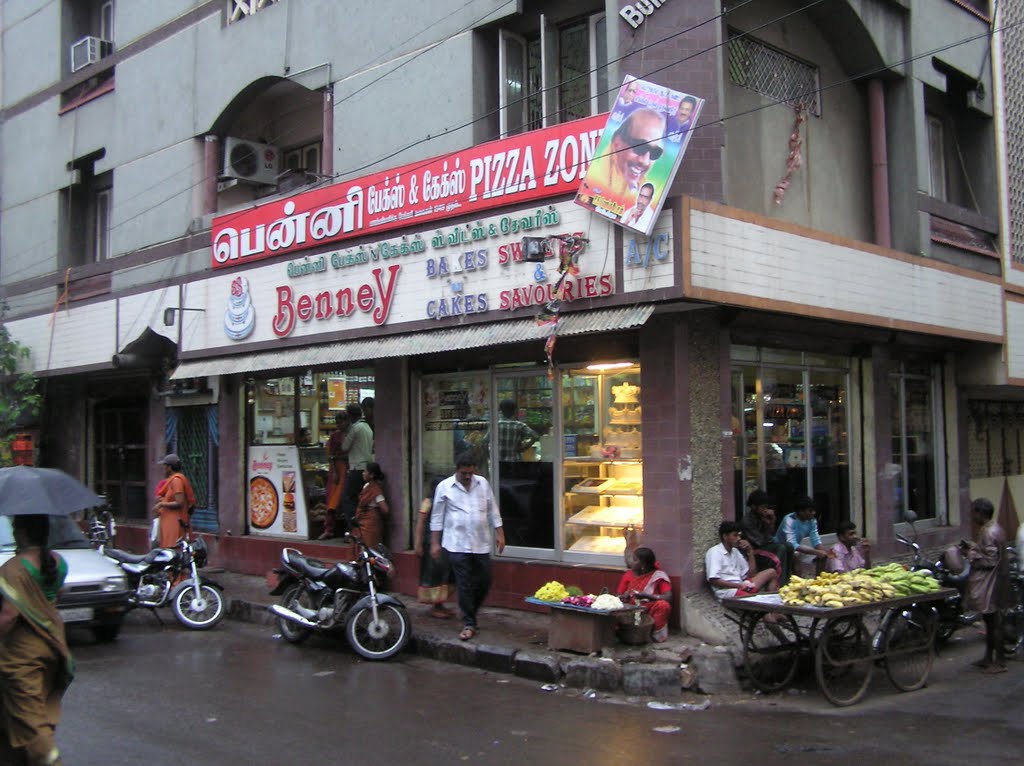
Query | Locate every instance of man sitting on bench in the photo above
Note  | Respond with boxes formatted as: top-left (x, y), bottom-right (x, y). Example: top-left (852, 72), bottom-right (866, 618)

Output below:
top-left (706, 521), bottom-right (780, 599)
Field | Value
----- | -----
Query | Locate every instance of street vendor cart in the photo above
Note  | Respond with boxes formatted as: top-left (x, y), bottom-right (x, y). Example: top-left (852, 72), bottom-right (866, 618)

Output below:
top-left (525, 597), bottom-right (644, 653)
top-left (722, 589), bottom-right (957, 706)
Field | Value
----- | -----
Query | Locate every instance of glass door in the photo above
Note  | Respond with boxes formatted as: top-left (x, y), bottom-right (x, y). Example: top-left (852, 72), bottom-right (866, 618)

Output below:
top-left (494, 372), bottom-right (556, 555)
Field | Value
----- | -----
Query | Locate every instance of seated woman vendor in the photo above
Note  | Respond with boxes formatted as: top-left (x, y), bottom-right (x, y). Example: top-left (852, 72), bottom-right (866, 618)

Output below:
top-left (617, 547), bottom-right (672, 642)
top-left (706, 521), bottom-right (780, 598)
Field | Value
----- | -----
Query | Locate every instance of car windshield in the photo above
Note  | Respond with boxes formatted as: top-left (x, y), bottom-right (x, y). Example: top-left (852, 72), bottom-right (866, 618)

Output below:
top-left (0, 516), bottom-right (92, 551)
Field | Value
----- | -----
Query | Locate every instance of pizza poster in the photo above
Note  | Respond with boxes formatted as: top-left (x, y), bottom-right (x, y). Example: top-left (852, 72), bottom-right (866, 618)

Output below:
top-left (575, 76), bottom-right (703, 236)
top-left (247, 446), bottom-right (309, 538)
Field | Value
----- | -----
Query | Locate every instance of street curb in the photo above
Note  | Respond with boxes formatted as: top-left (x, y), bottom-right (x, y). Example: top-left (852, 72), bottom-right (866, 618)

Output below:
top-left (227, 594), bottom-right (717, 697)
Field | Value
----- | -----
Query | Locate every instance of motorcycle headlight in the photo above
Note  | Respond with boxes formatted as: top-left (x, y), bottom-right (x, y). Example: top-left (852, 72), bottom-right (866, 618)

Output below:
top-left (193, 538), bottom-right (209, 568)
top-left (371, 555), bottom-right (393, 575)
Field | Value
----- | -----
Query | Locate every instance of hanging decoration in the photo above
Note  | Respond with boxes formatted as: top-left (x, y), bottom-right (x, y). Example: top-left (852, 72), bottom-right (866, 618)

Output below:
top-left (530, 233), bottom-right (589, 377)
top-left (772, 104), bottom-right (806, 206)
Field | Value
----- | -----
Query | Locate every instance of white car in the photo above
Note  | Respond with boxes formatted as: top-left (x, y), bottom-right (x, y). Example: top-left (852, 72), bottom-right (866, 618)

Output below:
top-left (0, 515), bottom-right (131, 641)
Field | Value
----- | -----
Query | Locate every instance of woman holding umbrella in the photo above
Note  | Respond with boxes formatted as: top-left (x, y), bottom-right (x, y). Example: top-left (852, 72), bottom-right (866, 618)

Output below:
top-left (0, 513), bottom-right (74, 766)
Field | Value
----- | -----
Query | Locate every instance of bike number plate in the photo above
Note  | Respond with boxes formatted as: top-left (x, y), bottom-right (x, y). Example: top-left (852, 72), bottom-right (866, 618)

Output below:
top-left (59, 607), bottom-right (94, 623)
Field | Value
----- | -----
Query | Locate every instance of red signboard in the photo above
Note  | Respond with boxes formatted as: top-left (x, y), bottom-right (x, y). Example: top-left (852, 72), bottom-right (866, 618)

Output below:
top-left (211, 115), bottom-right (608, 269)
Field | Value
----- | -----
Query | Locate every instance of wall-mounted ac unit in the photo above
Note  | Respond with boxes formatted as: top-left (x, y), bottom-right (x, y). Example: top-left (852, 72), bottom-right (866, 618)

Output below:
top-left (223, 138), bottom-right (280, 185)
top-left (70, 36), bottom-right (113, 73)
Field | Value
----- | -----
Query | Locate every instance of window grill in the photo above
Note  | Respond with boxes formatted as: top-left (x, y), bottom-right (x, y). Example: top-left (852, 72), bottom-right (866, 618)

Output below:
top-left (727, 31), bottom-right (821, 117)
top-left (167, 406), bottom-right (219, 532)
top-left (1006, 5), bottom-right (1024, 264)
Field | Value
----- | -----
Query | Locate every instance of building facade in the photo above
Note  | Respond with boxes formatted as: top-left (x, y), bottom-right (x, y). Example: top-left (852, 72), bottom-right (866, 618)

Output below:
top-left (0, 0), bottom-right (1016, 622)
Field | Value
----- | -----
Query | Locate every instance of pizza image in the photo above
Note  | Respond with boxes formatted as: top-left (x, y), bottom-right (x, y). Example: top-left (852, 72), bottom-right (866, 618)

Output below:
top-left (250, 476), bottom-right (279, 529)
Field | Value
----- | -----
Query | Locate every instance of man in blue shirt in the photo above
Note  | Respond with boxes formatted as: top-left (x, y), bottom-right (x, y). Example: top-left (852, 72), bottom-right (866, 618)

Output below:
top-left (774, 495), bottom-right (833, 576)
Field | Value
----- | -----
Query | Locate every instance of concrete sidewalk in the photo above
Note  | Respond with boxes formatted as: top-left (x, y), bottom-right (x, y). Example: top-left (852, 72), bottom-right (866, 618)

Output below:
top-left (212, 568), bottom-right (735, 699)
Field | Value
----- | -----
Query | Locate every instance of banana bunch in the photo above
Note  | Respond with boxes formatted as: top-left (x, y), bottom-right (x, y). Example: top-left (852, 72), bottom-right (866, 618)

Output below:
top-left (864, 563), bottom-right (940, 596)
top-left (779, 570), bottom-right (899, 608)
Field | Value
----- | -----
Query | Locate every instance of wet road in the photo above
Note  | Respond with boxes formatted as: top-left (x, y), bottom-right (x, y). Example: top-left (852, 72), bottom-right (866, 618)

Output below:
top-left (60, 616), bottom-right (1024, 765)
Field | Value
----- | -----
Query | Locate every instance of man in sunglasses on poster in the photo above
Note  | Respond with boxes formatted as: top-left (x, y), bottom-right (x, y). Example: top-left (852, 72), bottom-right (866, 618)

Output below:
top-left (579, 107), bottom-right (666, 213)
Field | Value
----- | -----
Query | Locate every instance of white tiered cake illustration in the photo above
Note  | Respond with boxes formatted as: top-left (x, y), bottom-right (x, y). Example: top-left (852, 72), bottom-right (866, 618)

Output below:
top-left (224, 275), bottom-right (256, 340)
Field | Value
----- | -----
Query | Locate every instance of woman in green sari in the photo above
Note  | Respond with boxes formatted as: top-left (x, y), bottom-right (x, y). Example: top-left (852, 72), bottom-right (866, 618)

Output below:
top-left (0, 514), bottom-right (74, 766)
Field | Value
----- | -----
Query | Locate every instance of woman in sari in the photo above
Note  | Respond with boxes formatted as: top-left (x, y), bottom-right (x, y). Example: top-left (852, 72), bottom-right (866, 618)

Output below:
top-left (617, 546), bottom-right (672, 642)
top-left (0, 514), bottom-right (74, 766)
top-left (414, 498), bottom-right (454, 619)
top-left (352, 462), bottom-right (389, 549)
top-left (319, 411), bottom-right (350, 539)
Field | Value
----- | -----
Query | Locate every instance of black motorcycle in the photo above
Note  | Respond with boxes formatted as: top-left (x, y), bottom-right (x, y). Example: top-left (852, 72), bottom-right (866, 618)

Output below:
top-left (895, 524), bottom-right (971, 645)
top-left (103, 525), bottom-right (225, 630)
top-left (269, 533), bottom-right (410, 660)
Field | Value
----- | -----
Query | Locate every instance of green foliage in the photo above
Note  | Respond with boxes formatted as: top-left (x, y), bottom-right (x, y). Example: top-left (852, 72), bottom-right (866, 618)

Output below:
top-left (0, 319), bottom-right (41, 466)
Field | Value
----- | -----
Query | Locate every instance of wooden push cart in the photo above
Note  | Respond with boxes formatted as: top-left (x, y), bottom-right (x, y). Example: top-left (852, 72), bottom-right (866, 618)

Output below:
top-left (722, 589), bottom-right (957, 706)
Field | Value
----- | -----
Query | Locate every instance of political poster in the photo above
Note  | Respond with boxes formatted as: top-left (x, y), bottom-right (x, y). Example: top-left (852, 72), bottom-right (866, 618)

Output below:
top-left (575, 76), bottom-right (703, 236)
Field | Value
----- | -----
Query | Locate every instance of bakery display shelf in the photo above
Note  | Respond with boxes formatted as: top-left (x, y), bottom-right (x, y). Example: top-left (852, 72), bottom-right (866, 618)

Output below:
top-left (566, 505), bottom-right (644, 528)
top-left (568, 535), bottom-right (628, 554)
top-left (602, 479), bottom-right (643, 496)
top-left (570, 477), bottom-right (615, 494)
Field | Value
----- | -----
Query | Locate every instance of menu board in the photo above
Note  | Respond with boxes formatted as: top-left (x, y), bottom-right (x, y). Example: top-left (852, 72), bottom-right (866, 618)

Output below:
top-left (247, 446), bottom-right (309, 538)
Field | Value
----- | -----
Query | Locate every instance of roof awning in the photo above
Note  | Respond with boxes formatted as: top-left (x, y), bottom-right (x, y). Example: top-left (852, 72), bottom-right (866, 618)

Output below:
top-left (170, 304), bottom-right (654, 380)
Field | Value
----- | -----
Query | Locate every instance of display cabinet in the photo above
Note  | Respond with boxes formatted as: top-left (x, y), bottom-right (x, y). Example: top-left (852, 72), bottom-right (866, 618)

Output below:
top-left (563, 458), bottom-right (643, 554)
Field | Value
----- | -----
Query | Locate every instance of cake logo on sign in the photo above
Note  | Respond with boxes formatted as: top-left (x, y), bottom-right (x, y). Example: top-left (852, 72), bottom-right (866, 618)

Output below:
top-left (224, 276), bottom-right (256, 340)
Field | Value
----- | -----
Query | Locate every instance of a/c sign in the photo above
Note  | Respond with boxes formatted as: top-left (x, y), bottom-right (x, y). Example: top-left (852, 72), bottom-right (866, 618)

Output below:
top-left (619, 0), bottom-right (671, 30)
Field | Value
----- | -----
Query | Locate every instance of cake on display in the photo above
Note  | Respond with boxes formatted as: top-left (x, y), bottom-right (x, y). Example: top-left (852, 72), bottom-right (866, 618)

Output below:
top-left (605, 381), bottom-right (642, 456)
top-left (224, 276), bottom-right (256, 340)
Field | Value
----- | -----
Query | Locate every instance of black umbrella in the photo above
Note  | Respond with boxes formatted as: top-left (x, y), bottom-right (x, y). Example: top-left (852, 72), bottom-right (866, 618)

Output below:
top-left (0, 466), bottom-right (105, 516)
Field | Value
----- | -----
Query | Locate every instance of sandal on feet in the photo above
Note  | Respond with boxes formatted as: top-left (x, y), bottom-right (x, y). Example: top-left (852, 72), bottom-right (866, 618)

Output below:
top-left (459, 627), bottom-right (477, 641)
top-left (982, 663), bottom-right (1008, 674)
top-left (972, 659), bottom-right (992, 669)
top-left (429, 605), bottom-right (453, 619)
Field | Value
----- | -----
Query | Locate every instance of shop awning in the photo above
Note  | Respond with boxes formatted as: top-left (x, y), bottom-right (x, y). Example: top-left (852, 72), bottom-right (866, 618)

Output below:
top-left (169, 304), bottom-right (655, 380)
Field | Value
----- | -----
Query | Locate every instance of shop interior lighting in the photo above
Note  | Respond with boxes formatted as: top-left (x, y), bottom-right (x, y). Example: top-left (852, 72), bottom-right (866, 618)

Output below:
top-left (585, 362), bottom-right (634, 371)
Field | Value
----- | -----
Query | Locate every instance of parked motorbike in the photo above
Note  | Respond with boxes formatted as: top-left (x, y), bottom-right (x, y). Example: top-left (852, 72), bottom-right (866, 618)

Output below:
top-left (1003, 546), bottom-right (1024, 658)
top-left (269, 532), bottom-right (410, 660)
top-left (103, 522), bottom-right (225, 630)
top-left (895, 512), bottom-right (972, 645)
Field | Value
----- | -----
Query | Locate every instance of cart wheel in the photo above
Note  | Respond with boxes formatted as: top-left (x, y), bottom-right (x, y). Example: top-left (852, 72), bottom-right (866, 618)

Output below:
top-left (742, 612), bottom-right (801, 693)
top-left (881, 604), bottom-right (936, 691)
top-left (815, 615), bottom-right (873, 706)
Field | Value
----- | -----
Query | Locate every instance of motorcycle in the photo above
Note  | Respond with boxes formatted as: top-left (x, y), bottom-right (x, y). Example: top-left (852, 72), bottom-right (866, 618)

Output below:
top-left (895, 512), bottom-right (972, 645)
top-left (269, 532), bottom-right (410, 660)
top-left (1002, 546), bottom-right (1024, 658)
top-left (103, 522), bottom-right (226, 630)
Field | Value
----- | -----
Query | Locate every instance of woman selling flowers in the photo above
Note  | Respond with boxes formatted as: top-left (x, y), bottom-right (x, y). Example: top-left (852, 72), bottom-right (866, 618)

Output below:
top-left (617, 546), bottom-right (672, 642)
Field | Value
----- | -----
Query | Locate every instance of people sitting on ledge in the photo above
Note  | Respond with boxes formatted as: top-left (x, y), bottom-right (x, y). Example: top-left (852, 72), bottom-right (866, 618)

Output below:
top-left (706, 521), bottom-right (780, 599)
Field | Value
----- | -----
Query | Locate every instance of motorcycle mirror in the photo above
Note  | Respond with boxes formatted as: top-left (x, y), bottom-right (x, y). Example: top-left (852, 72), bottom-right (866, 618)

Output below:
top-left (903, 509), bottom-right (918, 524)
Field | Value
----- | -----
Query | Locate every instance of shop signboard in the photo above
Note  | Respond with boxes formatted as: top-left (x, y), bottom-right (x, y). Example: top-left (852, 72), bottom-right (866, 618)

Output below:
top-left (185, 201), bottom-right (633, 351)
top-left (247, 446), bottom-right (309, 538)
top-left (575, 76), bottom-right (703, 237)
top-left (211, 114), bottom-right (607, 269)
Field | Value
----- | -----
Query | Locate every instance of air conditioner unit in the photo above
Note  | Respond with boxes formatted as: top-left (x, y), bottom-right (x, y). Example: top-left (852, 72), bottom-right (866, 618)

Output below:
top-left (223, 138), bottom-right (280, 185)
top-left (70, 36), bottom-right (113, 73)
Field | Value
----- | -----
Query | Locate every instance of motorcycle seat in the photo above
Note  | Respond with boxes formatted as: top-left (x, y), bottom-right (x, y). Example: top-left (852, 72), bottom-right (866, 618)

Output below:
top-left (283, 550), bottom-right (332, 580)
top-left (105, 547), bottom-right (165, 565)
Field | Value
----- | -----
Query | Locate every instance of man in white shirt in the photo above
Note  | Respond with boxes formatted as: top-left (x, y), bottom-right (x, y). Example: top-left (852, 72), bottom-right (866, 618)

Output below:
top-left (430, 453), bottom-right (505, 641)
top-left (706, 521), bottom-right (779, 599)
